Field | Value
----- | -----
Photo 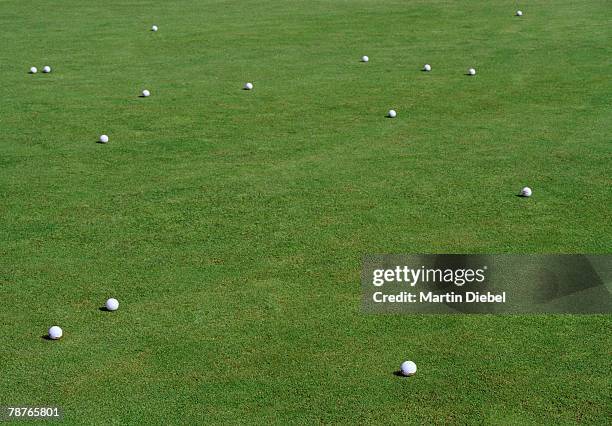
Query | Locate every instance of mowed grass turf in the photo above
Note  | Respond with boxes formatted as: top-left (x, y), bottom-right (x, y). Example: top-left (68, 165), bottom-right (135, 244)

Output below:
top-left (1, 0), bottom-right (610, 423)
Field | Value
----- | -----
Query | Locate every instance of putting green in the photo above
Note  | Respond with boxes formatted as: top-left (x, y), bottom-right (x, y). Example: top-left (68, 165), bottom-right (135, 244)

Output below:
top-left (0, 0), bottom-right (610, 423)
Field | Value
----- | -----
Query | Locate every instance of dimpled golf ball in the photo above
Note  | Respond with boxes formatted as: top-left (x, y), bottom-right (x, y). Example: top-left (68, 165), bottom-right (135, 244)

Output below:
top-left (361, 55), bottom-right (369, 63)
top-left (468, 68), bottom-right (476, 76)
top-left (400, 360), bottom-right (417, 376)
top-left (29, 66), bottom-right (38, 74)
top-left (516, 10), bottom-right (523, 16)
top-left (388, 109), bottom-right (397, 118)
top-left (42, 66), bottom-right (51, 73)
top-left (99, 134), bottom-right (109, 143)
top-left (105, 298), bottom-right (119, 311)
top-left (151, 25), bottom-right (158, 32)
top-left (48, 326), bottom-right (63, 340)
top-left (520, 187), bottom-right (532, 197)
top-left (141, 89), bottom-right (150, 97)
top-left (423, 64), bottom-right (431, 71)
top-left (244, 82), bottom-right (253, 90)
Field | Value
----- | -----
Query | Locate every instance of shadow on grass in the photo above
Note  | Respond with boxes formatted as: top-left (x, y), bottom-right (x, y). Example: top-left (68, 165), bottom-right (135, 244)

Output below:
top-left (99, 306), bottom-right (110, 312)
top-left (41, 334), bottom-right (53, 340)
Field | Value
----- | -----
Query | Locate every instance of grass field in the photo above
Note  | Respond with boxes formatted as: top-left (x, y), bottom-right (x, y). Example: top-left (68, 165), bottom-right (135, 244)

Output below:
top-left (1, 0), bottom-right (610, 423)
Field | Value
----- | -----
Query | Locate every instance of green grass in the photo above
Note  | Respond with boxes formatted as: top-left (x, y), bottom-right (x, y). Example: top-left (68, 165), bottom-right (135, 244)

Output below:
top-left (1, 0), bottom-right (610, 423)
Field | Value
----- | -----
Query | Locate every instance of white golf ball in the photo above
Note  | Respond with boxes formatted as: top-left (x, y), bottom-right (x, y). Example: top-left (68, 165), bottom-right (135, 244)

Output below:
top-left (468, 68), bottom-right (476, 76)
top-left (105, 298), bottom-right (119, 311)
top-left (423, 64), bottom-right (431, 72)
top-left (400, 360), bottom-right (417, 376)
top-left (151, 25), bottom-right (158, 32)
top-left (520, 187), bottom-right (532, 197)
top-left (244, 82), bottom-right (253, 90)
top-left (516, 10), bottom-right (523, 16)
top-left (29, 66), bottom-right (38, 74)
top-left (48, 326), bottom-right (63, 340)
top-left (361, 55), bottom-right (369, 63)
top-left (388, 109), bottom-right (397, 118)
top-left (42, 66), bottom-right (51, 73)
top-left (99, 134), bottom-right (109, 143)
top-left (141, 89), bottom-right (150, 97)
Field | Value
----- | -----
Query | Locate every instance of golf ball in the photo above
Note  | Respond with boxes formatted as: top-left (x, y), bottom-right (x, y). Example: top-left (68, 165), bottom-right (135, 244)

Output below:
top-left (244, 82), bottom-right (253, 90)
top-left (29, 66), bottom-right (38, 74)
top-left (516, 10), bottom-right (523, 16)
top-left (105, 298), bottom-right (119, 311)
top-left (468, 68), bottom-right (476, 76)
top-left (423, 64), bottom-right (431, 72)
top-left (42, 66), bottom-right (51, 73)
top-left (48, 326), bottom-right (63, 340)
top-left (99, 134), bottom-right (109, 143)
top-left (361, 55), bottom-right (369, 63)
top-left (141, 89), bottom-right (150, 97)
top-left (151, 25), bottom-right (158, 32)
top-left (520, 187), bottom-right (532, 197)
top-left (388, 109), bottom-right (397, 118)
top-left (400, 361), bottom-right (417, 376)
